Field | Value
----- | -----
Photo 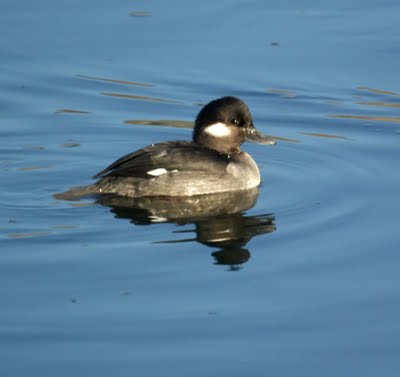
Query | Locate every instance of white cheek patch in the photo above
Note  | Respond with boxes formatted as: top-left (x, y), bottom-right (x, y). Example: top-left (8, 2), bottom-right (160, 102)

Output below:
top-left (204, 122), bottom-right (231, 137)
top-left (147, 168), bottom-right (168, 176)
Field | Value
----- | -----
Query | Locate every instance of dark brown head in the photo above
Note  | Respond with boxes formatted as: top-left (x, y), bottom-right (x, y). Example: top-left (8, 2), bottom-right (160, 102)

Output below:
top-left (193, 96), bottom-right (275, 155)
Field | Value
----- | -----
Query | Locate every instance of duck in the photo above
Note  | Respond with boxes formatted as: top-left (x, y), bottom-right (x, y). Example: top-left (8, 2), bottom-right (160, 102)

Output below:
top-left (55, 96), bottom-right (275, 199)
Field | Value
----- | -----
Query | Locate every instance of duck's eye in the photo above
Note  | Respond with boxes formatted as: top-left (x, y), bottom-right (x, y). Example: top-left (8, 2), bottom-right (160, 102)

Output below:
top-left (231, 118), bottom-right (244, 126)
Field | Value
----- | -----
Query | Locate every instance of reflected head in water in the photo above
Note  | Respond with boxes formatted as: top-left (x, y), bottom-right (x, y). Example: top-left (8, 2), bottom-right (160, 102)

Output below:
top-left (196, 212), bottom-right (275, 270)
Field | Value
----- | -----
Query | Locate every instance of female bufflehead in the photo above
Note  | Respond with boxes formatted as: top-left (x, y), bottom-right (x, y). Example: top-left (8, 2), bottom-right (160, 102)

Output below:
top-left (56, 96), bottom-right (275, 199)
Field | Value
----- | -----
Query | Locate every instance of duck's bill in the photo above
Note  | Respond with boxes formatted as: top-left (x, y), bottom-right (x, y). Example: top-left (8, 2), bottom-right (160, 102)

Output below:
top-left (246, 128), bottom-right (276, 145)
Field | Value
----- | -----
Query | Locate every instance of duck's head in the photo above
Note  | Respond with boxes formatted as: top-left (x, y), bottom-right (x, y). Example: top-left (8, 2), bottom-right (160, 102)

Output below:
top-left (193, 96), bottom-right (275, 155)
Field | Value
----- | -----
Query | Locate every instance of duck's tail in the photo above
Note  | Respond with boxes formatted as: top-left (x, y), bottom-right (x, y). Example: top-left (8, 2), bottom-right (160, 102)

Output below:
top-left (53, 184), bottom-right (100, 201)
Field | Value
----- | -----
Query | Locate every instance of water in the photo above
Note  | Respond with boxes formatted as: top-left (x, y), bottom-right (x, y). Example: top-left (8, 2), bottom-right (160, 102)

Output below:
top-left (1, 0), bottom-right (400, 376)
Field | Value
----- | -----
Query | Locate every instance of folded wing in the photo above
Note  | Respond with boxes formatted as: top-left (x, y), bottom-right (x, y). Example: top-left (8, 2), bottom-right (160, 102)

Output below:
top-left (93, 141), bottom-right (230, 179)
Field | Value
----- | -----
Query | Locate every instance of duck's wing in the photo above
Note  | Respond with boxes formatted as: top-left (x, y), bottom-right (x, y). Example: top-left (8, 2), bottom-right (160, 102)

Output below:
top-left (93, 141), bottom-right (230, 179)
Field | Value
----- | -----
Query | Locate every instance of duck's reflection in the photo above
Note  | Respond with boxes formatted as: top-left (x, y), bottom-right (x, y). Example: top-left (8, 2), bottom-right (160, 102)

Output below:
top-left (97, 188), bottom-right (276, 270)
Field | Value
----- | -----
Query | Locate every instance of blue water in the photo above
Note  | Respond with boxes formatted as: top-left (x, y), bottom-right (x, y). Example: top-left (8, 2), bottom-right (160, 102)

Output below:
top-left (1, 1), bottom-right (400, 376)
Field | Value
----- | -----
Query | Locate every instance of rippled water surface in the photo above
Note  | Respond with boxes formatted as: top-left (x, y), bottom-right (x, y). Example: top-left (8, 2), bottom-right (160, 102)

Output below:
top-left (1, 1), bottom-right (400, 376)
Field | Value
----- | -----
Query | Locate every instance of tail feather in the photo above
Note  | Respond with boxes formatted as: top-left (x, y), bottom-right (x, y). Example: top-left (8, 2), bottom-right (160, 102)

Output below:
top-left (53, 184), bottom-right (100, 201)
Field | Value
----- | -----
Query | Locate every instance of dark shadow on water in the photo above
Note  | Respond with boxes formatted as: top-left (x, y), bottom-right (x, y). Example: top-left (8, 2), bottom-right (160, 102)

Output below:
top-left (97, 188), bottom-right (276, 271)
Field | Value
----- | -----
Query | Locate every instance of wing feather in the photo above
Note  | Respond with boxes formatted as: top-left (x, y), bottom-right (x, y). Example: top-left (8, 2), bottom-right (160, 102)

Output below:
top-left (93, 141), bottom-right (229, 179)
